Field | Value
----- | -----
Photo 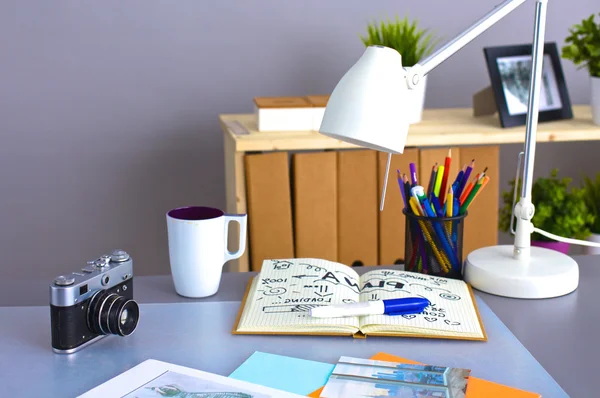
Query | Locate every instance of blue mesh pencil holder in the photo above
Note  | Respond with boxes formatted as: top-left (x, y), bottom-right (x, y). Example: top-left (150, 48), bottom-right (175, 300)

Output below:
top-left (403, 209), bottom-right (467, 279)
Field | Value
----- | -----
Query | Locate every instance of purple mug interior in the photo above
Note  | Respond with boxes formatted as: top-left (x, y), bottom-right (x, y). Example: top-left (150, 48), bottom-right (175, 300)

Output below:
top-left (168, 206), bottom-right (223, 220)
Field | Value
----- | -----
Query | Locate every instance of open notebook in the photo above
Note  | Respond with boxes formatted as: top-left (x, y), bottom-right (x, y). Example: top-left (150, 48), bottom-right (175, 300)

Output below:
top-left (233, 258), bottom-right (486, 340)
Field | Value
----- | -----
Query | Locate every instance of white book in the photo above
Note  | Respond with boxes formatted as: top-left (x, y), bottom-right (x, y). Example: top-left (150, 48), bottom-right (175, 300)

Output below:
top-left (254, 96), bottom-right (314, 132)
top-left (306, 95), bottom-right (329, 131)
top-left (79, 359), bottom-right (305, 398)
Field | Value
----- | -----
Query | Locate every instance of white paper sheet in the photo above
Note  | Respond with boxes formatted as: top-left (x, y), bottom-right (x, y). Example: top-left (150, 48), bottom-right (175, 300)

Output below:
top-left (79, 359), bottom-right (305, 398)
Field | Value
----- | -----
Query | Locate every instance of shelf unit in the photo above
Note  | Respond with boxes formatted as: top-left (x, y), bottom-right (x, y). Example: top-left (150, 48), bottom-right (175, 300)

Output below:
top-left (220, 105), bottom-right (598, 272)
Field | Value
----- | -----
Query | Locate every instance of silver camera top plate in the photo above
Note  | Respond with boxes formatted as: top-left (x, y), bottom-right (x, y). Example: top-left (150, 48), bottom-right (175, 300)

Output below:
top-left (50, 250), bottom-right (133, 307)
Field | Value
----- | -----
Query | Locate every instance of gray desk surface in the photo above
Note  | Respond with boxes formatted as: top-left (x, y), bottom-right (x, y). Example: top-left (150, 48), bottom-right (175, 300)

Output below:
top-left (0, 298), bottom-right (565, 398)
top-left (3, 254), bottom-right (598, 396)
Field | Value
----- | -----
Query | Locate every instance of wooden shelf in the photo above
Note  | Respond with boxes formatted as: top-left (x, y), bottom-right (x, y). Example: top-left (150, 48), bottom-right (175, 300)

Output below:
top-left (220, 105), bottom-right (598, 152)
top-left (220, 105), bottom-right (599, 273)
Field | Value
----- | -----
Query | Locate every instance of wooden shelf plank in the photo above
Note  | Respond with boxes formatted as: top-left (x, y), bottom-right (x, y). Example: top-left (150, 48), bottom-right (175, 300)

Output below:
top-left (220, 105), bottom-right (598, 152)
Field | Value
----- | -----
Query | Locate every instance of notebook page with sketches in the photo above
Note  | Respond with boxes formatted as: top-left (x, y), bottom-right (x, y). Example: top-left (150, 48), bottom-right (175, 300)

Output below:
top-left (235, 259), bottom-right (361, 334)
top-left (358, 269), bottom-right (485, 339)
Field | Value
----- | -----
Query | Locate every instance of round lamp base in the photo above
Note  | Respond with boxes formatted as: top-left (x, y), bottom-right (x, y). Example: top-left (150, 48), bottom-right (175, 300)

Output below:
top-left (463, 245), bottom-right (579, 299)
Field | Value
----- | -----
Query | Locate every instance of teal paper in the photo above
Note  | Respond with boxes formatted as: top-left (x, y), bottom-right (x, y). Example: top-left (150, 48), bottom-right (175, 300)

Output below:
top-left (229, 351), bottom-right (334, 395)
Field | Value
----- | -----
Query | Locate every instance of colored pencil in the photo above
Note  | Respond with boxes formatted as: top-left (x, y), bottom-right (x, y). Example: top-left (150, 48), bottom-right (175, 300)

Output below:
top-left (418, 236), bottom-right (428, 273)
top-left (434, 165), bottom-right (444, 197)
top-left (427, 163), bottom-right (437, 196)
top-left (446, 186), bottom-right (454, 254)
top-left (461, 166), bottom-right (488, 204)
top-left (409, 196), bottom-right (424, 216)
top-left (421, 196), bottom-right (459, 269)
top-left (446, 187), bottom-right (453, 217)
top-left (459, 167), bottom-right (484, 205)
top-left (472, 175), bottom-right (490, 201)
top-left (428, 192), bottom-right (436, 214)
top-left (459, 178), bottom-right (475, 205)
top-left (439, 149), bottom-right (452, 204)
top-left (407, 192), bottom-right (429, 273)
top-left (457, 159), bottom-right (475, 197)
top-left (403, 174), bottom-right (411, 213)
top-left (460, 176), bottom-right (485, 214)
top-left (409, 200), bottom-right (449, 272)
top-left (397, 170), bottom-right (408, 210)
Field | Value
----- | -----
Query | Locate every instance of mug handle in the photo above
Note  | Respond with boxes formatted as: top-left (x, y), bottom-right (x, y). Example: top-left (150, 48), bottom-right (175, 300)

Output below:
top-left (223, 213), bottom-right (248, 264)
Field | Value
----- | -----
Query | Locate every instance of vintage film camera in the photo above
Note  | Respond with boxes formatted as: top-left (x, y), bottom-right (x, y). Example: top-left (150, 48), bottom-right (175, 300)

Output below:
top-left (50, 250), bottom-right (139, 354)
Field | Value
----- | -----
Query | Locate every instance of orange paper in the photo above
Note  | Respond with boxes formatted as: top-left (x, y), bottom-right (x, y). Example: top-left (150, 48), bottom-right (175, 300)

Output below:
top-left (309, 352), bottom-right (540, 398)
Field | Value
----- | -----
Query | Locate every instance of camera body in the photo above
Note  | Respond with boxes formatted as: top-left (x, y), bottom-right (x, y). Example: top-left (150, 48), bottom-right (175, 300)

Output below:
top-left (50, 250), bottom-right (139, 354)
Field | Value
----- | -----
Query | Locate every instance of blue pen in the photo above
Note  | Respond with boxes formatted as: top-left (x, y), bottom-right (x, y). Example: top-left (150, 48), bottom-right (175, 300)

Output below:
top-left (421, 195), bottom-right (460, 270)
top-left (453, 170), bottom-right (464, 188)
top-left (309, 297), bottom-right (429, 318)
top-left (452, 196), bottom-right (460, 250)
top-left (431, 196), bottom-right (444, 217)
top-left (453, 170), bottom-right (464, 197)
top-left (412, 185), bottom-right (459, 269)
top-left (451, 181), bottom-right (460, 197)
top-left (453, 196), bottom-right (460, 217)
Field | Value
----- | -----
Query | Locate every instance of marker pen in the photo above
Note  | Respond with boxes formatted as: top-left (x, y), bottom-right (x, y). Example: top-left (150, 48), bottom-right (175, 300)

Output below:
top-left (309, 297), bottom-right (429, 318)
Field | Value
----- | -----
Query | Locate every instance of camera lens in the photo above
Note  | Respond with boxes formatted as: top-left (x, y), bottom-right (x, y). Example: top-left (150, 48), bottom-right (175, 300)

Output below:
top-left (109, 298), bottom-right (139, 336)
top-left (87, 290), bottom-right (139, 336)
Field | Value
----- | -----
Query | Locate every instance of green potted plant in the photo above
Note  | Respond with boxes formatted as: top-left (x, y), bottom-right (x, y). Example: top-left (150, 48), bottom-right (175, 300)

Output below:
top-left (360, 15), bottom-right (439, 124)
top-left (582, 172), bottom-right (600, 254)
top-left (499, 169), bottom-right (594, 254)
top-left (561, 13), bottom-right (600, 125)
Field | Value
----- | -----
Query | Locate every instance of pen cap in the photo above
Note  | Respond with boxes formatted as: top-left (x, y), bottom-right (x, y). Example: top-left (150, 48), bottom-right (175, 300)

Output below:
top-left (384, 297), bottom-right (429, 315)
top-left (410, 186), bottom-right (426, 198)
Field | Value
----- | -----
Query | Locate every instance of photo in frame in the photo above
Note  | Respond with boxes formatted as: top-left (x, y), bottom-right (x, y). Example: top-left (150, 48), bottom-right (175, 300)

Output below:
top-left (483, 42), bottom-right (573, 128)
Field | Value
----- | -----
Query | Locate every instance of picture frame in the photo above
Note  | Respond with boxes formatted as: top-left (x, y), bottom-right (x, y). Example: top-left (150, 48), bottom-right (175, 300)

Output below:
top-left (483, 42), bottom-right (573, 128)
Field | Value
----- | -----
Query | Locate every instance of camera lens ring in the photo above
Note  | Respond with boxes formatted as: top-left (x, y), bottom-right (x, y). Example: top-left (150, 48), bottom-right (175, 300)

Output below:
top-left (109, 298), bottom-right (139, 336)
top-left (97, 293), bottom-right (117, 335)
top-left (100, 294), bottom-right (120, 335)
top-left (87, 290), bottom-right (109, 334)
top-left (87, 289), bottom-right (139, 337)
top-left (87, 290), bottom-right (118, 335)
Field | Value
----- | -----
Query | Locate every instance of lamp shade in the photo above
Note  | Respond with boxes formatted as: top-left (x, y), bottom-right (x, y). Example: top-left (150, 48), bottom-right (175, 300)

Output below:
top-left (319, 45), bottom-right (410, 154)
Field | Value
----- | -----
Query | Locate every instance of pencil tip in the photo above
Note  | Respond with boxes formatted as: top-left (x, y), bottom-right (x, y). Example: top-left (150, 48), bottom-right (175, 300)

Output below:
top-left (448, 148), bottom-right (451, 156)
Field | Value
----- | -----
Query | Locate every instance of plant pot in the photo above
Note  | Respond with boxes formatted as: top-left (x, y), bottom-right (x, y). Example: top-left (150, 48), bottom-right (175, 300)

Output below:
top-left (583, 233), bottom-right (600, 255)
top-left (531, 240), bottom-right (570, 255)
top-left (592, 76), bottom-right (600, 126)
top-left (406, 75), bottom-right (427, 124)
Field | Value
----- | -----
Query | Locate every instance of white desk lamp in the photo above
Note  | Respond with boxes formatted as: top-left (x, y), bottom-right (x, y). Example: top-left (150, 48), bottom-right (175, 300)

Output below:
top-left (319, 0), bottom-right (598, 299)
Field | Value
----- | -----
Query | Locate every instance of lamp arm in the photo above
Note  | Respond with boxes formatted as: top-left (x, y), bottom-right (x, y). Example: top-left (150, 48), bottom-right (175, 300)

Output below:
top-left (407, 0), bottom-right (548, 261)
top-left (406, 0), bottom-right (528, 88)
top-left (513, 0), bottom-right (547, 260)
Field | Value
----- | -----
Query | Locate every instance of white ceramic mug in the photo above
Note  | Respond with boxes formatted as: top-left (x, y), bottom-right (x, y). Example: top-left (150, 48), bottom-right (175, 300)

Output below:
top-left (166, 206), bottom-right (247, 298)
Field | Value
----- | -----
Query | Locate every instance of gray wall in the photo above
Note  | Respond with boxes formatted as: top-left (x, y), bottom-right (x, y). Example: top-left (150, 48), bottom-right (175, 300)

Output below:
top-left (1, 0), bottom-right (598, 280)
